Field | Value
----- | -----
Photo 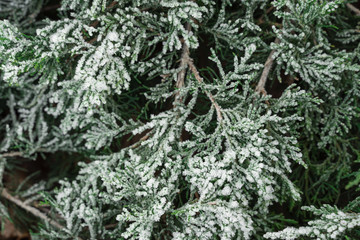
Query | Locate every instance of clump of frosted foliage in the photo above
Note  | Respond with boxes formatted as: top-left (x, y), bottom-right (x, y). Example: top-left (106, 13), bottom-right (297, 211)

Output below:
top-left (0, 0), bottom-right (359, 240)
top-left (264, 205), bottom-right (360, 240)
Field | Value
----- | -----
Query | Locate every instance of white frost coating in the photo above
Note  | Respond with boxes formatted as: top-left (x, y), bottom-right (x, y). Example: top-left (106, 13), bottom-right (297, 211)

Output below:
top-left (107, 31), bottom-right (119, 42)
top-left (1, 0), bottom-right (356, 240)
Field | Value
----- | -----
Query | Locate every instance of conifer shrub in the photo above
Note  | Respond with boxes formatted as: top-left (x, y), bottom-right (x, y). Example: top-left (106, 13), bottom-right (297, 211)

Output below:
top-left (0, 0), bottom-right (359, 239)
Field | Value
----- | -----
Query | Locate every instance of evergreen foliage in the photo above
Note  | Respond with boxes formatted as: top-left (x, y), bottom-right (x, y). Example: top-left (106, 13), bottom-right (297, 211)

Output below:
top-left (0, 0), bottom-right (359, 239)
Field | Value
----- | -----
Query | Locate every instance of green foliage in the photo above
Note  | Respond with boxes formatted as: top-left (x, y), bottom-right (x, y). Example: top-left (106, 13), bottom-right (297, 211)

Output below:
top-left (0, 0), bottom-right (359, 239)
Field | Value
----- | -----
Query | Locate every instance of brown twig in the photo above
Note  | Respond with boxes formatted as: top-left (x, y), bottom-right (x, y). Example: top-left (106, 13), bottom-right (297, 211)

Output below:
top-left (40, 4), bottom-right (61, 13)
top-left (1, 189), bottom-right (64, 231)
top-left (255, 38), bottom-right (281, 96)
top-left (257, 6), bottom-right (275, 25)
top-left (105, 223), bottom-right (118, 229)
top-left (187, 58), bottom-right (223, 121)
top-left (174, 23), bottom-right (223, 121)
top-left (174, 23), bottom-right (192, 105)
top-left (194, 191), bottom-right (200, 200)
top-left (107, 1), bottom-right (119, 9)
top-left (1, 189), bottom-right (84, 239)
top-left (0, 152), bottom-right (23, 158)
top-left (130, 131), bottom-right (152, 149)
top-left (347, 3), bottom-right (360, 16)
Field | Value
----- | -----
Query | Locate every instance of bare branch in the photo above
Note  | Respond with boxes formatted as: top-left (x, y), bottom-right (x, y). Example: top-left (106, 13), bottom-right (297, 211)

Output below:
top-left (0, 152), bottom-right (23, 158)
top-left (130, 131), bottom-right (153, 149)
top-left (255, 38), bottom-right (280, 96)
top-left (174, 22), bottom-right (223, 121)
top-left (1, 189), bottom-right (83, 240)
top-left (1, 189), bottom-right (62, 229)
top-left (40, 4), bottom-right (61, 13)
top-left (105, 223), bottom-right (118, 229)
top-left (347, 3), bottom-right (360, 16)
top-left (187, 58), bottom-right (223, 121)
top-left (174, 23), bottom-right (191, 105)
top-left (107, 1), bottom-right (119, 9)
